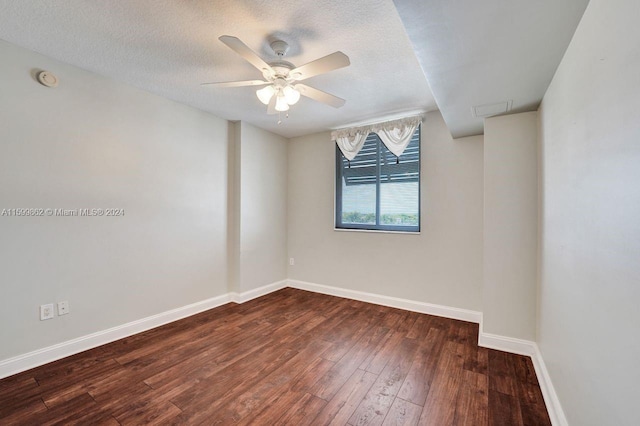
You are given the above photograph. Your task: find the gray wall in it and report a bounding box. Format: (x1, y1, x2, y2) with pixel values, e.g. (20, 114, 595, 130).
(287, 111, 484, 311)
(538, 0, 640, 424)
(483, 112, 538, 341)
(6, 5, 640, 422)
(238, 122, 288, 292)
(0, 40, 229, 360)
(0, 40, 289, 362)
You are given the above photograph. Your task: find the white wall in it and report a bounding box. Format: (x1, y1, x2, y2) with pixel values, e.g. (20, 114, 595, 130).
(287, 111, 484, 310)
(238, 122, 288, 292)
(483, 112, 538, 341)
(538, 0, 640, 424)
(227, 122, 241, 294)
(0, 40, 229, 360)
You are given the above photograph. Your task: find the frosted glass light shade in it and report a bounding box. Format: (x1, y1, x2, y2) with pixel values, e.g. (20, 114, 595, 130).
(283, 86, 300, 105)
(256, 86, 275, 105)
(275, 95, 290, 112)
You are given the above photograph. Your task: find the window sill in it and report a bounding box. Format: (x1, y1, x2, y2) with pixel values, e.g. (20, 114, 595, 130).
(333, 227, 421, 235)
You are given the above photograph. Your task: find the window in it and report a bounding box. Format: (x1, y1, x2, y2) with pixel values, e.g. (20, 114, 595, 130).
(335, 126, 420, 232)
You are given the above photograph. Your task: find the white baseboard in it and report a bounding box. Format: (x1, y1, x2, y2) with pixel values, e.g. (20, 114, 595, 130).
(230, 280, 288, 304)
(0, 280, 292, 380)
(478, 331, 537, 357)
(287, 279, 482, 324)
(288, 278, 568, 424)
(531, 344, 568, 426)
(0, 278, 566, 426)
(478, 321, 566, 426)
(0, 293, 234, 380)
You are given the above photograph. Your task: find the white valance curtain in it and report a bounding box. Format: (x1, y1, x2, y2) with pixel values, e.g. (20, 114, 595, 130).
(331, 115, 422, 161)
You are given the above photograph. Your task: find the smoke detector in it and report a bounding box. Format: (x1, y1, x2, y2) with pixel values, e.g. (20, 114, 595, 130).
(36, 71, 59, 88)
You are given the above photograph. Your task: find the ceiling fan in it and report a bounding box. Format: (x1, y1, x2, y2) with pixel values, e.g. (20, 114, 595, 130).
(202, 35, 350, 115)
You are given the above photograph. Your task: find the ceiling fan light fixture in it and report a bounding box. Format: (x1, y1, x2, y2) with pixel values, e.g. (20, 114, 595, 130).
(256, 85, 275, 105)
(275, 94, 290, 112)
(207, 35, 350, 118)
(283, 85, 301, 105)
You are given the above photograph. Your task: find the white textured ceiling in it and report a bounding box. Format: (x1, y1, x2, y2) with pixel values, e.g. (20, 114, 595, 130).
(0, 0, 437, 138)
(393, 0, 590, 138)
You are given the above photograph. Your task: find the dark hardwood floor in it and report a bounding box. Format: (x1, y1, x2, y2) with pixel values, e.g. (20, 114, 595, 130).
(0, 288, 551, 425)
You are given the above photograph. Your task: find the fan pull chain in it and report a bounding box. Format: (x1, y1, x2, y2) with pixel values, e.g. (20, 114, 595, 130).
(396, 156, 400, 164)
(348, 160, 351, 169)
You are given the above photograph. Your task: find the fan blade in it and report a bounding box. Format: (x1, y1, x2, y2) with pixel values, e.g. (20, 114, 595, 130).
(219, 35, 274, 75)
(295, 84, 346, 108)
(267, 95, 277, 115)
(200, 80, 269, 88)
(290, 52, 350, 81)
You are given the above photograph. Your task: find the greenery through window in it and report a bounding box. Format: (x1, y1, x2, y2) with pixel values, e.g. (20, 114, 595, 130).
(335, 126, 420, 232)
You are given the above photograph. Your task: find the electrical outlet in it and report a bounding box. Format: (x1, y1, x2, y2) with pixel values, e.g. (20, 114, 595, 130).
(289, 257, 295, 266)
(40, 304, 54, 321)
(57, 301, 69, 316)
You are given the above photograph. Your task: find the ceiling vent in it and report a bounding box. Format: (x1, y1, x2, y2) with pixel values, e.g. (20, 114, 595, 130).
(472, 100, 512, 118)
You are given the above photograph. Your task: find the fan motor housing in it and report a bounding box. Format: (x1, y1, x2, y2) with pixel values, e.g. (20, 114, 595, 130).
(269, 61, 295, 78)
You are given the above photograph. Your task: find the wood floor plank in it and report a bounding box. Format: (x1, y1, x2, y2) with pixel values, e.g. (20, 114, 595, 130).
(113, 399, 182, 425)
(488, 349, 518, 396)
(419, 374, 461, 426)
(512, 354, 540, 385)
(173, 330, 332, 422)
(143, 322, 274, 390)
(405, 314, 432, 339)
(235, 355, 337, 425)
(362, 330, 406, 375)
(311, 325, 391, 400)
(98, 305, 237, 359)
(418, 341, 466, 426)
(311, 368, 378, 426)
(274, 392, 328, 426)
(0, 378, 45, 417)
(291, 357, 336, 393)
(32, 347, 110, 383)
(210, 339, 332, 423)
(381, 397, 423, 425)
(320, 309, 386, 363)
(39, 392, 117, 426)
(379, 310, 405, 329)
(169, 346, 298, 413)
(41, 359, 127, 407)
(348, 337, 419, 425)
(148, 303, 321, 393)
(397, 327, 445, 406)
(452, 369, 489, 426)
(0, 398, 48, 424)
(0, 288, 551, 426)
(357, 327, 395, 371)
(0, 375, 38, 398)
(463, 343, 489, 376)
(243, 389, 304, 425)
(488, 390, 524, 426)
(516, 380, 552, 426)
(394, 310, 420, 334)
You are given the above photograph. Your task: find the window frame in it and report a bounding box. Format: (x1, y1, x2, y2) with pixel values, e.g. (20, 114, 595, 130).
(334, 126, 421, 233)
